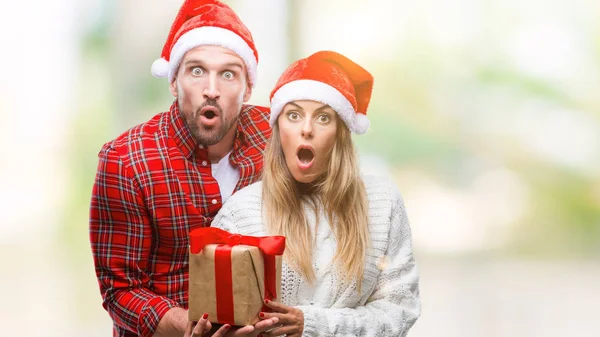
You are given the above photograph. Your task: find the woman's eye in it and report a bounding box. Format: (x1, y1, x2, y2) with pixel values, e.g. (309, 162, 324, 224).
(287, 112, 300, 121)
(192, 67, 204, 76)
(222, 71, 234, 80)
(318, 115, 330, 123)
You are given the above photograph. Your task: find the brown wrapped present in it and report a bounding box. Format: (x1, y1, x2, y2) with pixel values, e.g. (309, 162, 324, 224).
(188, 227, 285, 326)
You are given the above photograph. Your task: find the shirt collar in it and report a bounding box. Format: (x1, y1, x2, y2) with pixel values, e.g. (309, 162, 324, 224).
(169, 101, 198, 160)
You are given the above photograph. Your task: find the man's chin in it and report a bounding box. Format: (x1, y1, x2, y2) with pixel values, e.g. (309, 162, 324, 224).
(194, 130, 226, 146)
(195, 123, 218, 134)
(194, 118, 237, 145)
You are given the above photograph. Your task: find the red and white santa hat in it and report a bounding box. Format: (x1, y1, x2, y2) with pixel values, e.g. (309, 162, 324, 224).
(269, 51, 374, 134)
(151, 0, 258, 86)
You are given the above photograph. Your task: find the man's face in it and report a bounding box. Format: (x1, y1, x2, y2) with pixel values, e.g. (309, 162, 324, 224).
(170, 45, 252, 145)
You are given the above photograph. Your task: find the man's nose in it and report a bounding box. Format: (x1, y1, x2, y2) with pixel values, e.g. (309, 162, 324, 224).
(203, 73, 220, 99)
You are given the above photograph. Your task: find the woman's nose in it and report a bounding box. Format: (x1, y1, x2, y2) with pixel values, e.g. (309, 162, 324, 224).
(301, 121, 314, 139)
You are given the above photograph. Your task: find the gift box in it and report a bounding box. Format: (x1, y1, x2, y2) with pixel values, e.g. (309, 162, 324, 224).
(188, 227, 285, 326)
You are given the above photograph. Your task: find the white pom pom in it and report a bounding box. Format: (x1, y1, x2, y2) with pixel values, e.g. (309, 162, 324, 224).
(151, 58, 169, 78)
(354, 113, 370, 134)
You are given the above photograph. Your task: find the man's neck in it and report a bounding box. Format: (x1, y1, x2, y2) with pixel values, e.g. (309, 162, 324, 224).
(207, 122, 238, 163)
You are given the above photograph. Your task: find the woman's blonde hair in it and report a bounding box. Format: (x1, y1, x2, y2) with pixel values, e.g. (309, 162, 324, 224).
(261, 115, 370, 289)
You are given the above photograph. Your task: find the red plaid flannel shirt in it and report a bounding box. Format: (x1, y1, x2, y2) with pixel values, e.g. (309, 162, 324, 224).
(89, 102, 271, 337)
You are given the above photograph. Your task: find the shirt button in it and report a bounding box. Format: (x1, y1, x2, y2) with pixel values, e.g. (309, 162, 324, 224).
(212, 199, 218, 205)
(198, 144, 204, 149)
(202, 160, 208, 166)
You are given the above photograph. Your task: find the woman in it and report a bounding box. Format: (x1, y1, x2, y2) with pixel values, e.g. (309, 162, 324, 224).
(211, 51, 421, 337)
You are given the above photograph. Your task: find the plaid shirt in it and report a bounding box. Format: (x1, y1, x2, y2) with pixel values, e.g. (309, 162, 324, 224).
(89, 102, 271, 337)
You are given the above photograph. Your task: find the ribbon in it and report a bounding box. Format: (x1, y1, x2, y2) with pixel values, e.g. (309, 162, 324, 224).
(190, 227, 286, 325)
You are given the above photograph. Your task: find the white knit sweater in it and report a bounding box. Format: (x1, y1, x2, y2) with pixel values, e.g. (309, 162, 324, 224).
(211, 175, 421, 337)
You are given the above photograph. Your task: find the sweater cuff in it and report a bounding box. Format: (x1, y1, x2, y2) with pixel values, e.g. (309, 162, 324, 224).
(138, 296, 180, 337)
(296, 305, 320, 337)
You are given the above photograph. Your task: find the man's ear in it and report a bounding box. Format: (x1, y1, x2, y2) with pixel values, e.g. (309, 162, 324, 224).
(243, 82, 252, 102)
(169, 77, 178, 97)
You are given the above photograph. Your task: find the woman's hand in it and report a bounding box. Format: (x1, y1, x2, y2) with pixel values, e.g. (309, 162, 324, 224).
(184, 313, 231, 337)
(184, 312, 280, 337)
(223, 316, 280, 337)
(259, 299, 304, 337)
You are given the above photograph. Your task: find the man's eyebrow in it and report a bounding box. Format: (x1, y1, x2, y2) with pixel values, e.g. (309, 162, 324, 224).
(223, 62, 243, 70)
(182, 60, 244, 70)
(183, 59, 204, 67)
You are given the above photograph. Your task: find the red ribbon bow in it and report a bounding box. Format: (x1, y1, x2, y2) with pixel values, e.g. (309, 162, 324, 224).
(190, 227, 286, 255)
(190, 227, 286, 325)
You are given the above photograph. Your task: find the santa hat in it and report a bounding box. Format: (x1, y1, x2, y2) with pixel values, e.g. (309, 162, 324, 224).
(269, 51, 373, 134)
(151, 0, 258, 86)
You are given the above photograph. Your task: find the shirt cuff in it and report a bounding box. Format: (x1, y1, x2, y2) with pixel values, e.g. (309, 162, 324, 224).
(138, 296, 180, 337)
(295, 305, 320, 337)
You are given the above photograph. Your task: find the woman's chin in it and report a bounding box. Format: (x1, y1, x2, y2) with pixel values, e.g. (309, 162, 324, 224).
(290, 170, 318, 184)
(293, 175, 316, 184)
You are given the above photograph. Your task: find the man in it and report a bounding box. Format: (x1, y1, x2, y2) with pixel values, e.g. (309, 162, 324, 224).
(89, 1, 278, 336)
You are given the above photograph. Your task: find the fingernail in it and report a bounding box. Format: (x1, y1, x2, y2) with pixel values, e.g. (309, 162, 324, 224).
(202, 313, 208, 320)
(224, 324, 231, 329)
(264, 299, 270, 304)
(259, 312, 265, 318)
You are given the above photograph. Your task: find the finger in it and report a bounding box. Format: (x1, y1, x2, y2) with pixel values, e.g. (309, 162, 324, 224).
(191, 313, 211, 337)
(258, 311, 279, 320)
(184, 321, 195, 337)
(260, 312, 288, 326)
(229, 324, 254, 336)
(263, 299, 289, 313)
(211, 323, 232, 337)
(253, 317, 280, 332)
(258, 310, 282, 320)
(263, 325, 297, 337)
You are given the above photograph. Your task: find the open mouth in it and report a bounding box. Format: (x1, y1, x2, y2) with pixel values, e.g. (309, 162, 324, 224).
(200, 106, 219, 120)
(297, 146, 315, 164)
(204, 110, 216, 119)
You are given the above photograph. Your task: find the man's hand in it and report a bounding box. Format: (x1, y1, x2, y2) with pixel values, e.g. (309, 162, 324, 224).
(259, 299, 304, 337)
(154, 307, 189, 337)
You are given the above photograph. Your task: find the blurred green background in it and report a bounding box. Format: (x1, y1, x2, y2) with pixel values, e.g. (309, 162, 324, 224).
(1, 0, 599, 336)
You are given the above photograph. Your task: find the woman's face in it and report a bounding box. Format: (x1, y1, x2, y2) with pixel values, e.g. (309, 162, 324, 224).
(277, 100, 339, 184)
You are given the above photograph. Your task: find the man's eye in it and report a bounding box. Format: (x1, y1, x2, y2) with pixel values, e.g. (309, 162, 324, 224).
(222, 71, 234, 80)
(192, 67, 204, 76)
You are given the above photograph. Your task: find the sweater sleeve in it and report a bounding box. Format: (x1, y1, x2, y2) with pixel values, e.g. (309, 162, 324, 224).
(210, 183, 264, 236)
(296, 186, 421, 337)
(210, 195, 241, 233)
